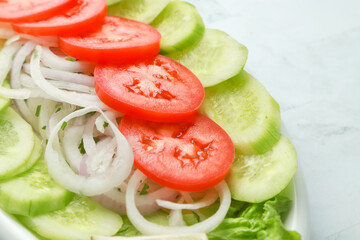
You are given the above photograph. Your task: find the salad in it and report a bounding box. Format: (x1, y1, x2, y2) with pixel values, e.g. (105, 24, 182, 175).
(0, 0, 301, 239)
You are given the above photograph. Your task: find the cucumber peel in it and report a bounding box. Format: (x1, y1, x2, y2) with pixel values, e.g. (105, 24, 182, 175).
(151, 1, 205, 54)
(200, 70, 281, 155)
(167, 29, 248, 87)
(226, 136, 298, 203)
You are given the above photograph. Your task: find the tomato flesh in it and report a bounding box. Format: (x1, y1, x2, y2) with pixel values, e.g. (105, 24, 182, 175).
(95, 55, 204, 122)
(12, 0, 107, 36)
(0, 0, 77, 23)
(119, 113, 235, 191)
(59, 16, 161, 64)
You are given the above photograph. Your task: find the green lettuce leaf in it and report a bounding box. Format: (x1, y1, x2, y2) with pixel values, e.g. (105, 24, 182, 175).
(208, 197, 301, 240)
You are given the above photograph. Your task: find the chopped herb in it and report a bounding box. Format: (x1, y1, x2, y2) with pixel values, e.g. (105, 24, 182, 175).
(61, 121, 67, 130)
(140, 183, 149, 195)
(45, 139, 48, 145)
(90, 73, 94, 76)
(35, 105, 41, 117)
(78, 139, 85, 154)
(103, 121, 109, 129)
(117, 188, 121, 192)
(33, 49, 38, 58)
(42, 125, 46, 130)
(93, 137, 100, 143)
(193, 211, 200, 222)
(65, 57, 77, 62)
(55, 107, 61, 113)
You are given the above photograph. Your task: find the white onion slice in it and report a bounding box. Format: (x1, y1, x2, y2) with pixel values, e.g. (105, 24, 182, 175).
(94, 186, 179, 215)
(22, 63, 94, 87)
(126, 170, 231, 235)
(47, 103, 77, 137)
(168, 198, 186, 227)
(45, 106, 134, 196)
(156, 191, 218, 210)
(0, 41, 21, 85)
(40, 47, 94, 73)
(30, 46, 107, 109)
(82, 113, 98, 155)
(63, 125, 84, 172)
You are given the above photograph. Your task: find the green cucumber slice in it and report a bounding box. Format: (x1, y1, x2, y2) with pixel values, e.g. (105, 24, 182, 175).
(18, 196, 123, 240)
(151, 1, 205, 54)
(226, 136, 298, 203)
(0, 157, 74, 216)
(1, 134, 42, 179)
(107, 0, 170, 24)
(0, 80, 11, 113)
(0, 107, 35, 179)
(167, 29, 248, 87)
(200, 71, 281, 155)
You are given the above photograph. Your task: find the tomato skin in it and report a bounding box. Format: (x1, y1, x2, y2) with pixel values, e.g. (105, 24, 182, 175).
(58, 16, 161, 64)
(95, 55, 204, 122)
(119, 113, 235, 192)
(0, 0, 77, 23)
(12, 0, 107, 36)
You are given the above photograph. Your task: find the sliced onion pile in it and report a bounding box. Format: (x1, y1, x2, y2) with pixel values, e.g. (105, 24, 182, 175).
(45, 106, 134, 196)
(0, 39, 107, 110)
(125, 170, 231, 235)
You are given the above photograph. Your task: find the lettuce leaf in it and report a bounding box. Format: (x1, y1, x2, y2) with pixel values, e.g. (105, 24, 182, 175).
(207, 197, 301, 240)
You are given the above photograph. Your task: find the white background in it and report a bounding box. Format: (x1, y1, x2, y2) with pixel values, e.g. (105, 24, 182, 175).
(187, 0, 360, 239)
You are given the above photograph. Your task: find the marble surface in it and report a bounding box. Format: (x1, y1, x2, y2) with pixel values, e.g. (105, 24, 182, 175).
(187, 0, 360, 239)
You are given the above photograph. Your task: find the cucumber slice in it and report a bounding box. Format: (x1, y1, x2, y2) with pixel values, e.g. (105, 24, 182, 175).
(200, 71, 281, 155)
(151, 1, 205, 54)
(107, 0, 170, 24)
(107, 0, 123, 6)
(226, 136, 298, 203)
(0, 107, 35, 179)
(0, 80, 11, 113)
(1, 134, 42, 179)
(0, 157, 74, 216)
(167, 29, 248, 87)
(18, 196, 123, 240)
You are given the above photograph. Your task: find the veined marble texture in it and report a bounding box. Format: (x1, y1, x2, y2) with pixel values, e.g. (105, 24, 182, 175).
(187, 0, 360, 239)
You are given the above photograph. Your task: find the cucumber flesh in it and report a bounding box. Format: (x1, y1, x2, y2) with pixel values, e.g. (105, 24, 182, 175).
(107, 0, 123, 6)
(107, 0, 170, 24)
(0, 107, 35, 179)
(167, 29, 248, 87)
(151, 1, 205, 54)
(226, 136, 298, 203)
(0, 157, 74, 216)
(18, 196, 123, 240)
(1, 134, 42, 179)
(0, 80, 11, 113)
(200, 70, 281, 155)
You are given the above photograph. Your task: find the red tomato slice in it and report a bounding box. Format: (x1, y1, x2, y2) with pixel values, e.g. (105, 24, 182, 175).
(12, 0, 107, 36)
(95, 55, 204, 122)
(0, 0, 77, 23)
(58, 16, 161, 64)
(119, 113, 235, 192)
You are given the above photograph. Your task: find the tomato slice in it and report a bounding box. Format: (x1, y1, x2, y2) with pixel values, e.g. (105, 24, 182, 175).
(58, 16, 161, 64)
(119, 113, 235, 192)
(95, 55, 204, 122)
(12, 0, 107, 36)
(0, 0, 77, 23)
